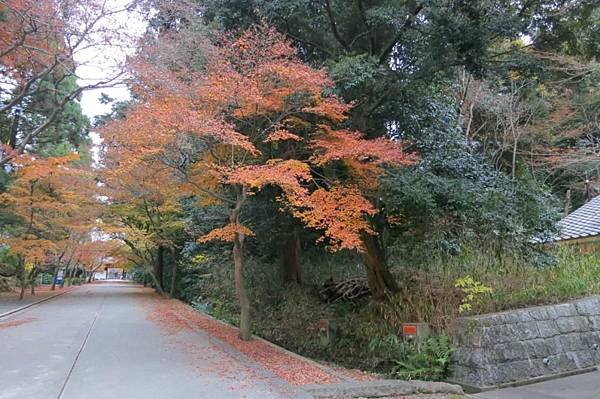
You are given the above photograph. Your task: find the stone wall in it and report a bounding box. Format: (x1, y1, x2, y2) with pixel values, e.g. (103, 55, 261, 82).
(450, 296, 600, 389)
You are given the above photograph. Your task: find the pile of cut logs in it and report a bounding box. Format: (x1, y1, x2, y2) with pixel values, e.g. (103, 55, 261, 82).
(319, 277, 370, 302)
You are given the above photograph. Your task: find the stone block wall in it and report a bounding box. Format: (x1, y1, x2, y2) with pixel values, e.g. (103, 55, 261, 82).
(450, 296, 600, 389)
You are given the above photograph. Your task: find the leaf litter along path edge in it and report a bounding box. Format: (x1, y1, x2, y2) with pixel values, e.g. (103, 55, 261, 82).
(142, 293, 346, 386)
(0, 284, 79, 317)
(139, 291, 466, 398)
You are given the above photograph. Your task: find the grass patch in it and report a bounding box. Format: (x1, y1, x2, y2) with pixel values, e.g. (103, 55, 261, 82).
(411, 247, 599, 318)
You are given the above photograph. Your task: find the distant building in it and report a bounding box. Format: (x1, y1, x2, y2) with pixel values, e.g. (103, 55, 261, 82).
(554, 195, 600, 253)
(107, 267, 124, 279)
(91, 258, 125, 280)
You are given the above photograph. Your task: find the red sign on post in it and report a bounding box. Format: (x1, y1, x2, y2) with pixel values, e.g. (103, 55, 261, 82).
(403, 324, 418, 341)
(402, 323, 431, 341)
(403, 324, 417, 335)
(318, 318, 329, 332)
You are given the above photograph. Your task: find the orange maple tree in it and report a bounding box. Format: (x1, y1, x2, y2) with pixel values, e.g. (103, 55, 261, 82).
(100, 137, 187, 296)
(69, 240, 126, 282)
(0, 153, 99, 295)
(0, 0, 133, 165)
(103, 25, 414, 339)
(0, 0, 65, 81)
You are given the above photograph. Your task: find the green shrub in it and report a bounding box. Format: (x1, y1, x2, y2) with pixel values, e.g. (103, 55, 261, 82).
(391, 335, 453, 381)
(66, 277, 81, 286)
(38, 273, 53, 285)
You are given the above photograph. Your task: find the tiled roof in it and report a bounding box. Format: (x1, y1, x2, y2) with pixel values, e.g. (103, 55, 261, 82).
(557, 195, 600, 241)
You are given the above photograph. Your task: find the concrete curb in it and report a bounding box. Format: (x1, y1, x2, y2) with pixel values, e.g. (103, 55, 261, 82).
(303, 379, 464, 398)
(0, 288, 73, 319)
(451, 365, 600, 394)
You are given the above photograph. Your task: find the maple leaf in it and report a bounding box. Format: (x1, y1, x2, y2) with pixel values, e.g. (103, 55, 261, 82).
(225, 159, 311, 198)
(198, 223, 255, 243)
(302, 96, 350, 123)
(292, 187, 377, 252)
(264, 129, 303, 143)
(311, 125, 418, 167)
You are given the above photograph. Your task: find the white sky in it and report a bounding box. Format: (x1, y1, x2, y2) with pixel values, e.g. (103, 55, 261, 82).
(76, 1, 148, 120)
(72, 0, 148, 163)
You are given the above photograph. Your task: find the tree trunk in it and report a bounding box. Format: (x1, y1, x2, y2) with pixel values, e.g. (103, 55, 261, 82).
(19, 259, 26, 300)
(359, 232, 398, 300)
(169, 256, 177, 298)
(19, 282, 26, 300)
(231, 187, 251, 341)
(511, 137, 518, 180)
(60, 265, 68, 289)
(65, 266, 75, 286)
(281, 227, 302, 285)
(30, 267, 36, 295)
(234, 233, 251, 340)
(9, 105, 20, 149)
(148, 271, 166, 296)
(155, 246, 165, 292)
(51, 266, 59, 290)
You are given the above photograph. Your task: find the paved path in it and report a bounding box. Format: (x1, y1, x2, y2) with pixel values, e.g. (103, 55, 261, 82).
(0, 283, 308, 399)
(474, 370, 600, 399)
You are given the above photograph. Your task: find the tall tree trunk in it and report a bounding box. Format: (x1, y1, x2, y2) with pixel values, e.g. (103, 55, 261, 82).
(60, 266, 68, 288)
(281, 227, 302, 285)
(51, 266, 59, 290)
(67, 266, 76, 286)
(30, 267, 36, 295)
(231, 187, 251, 341)
(233, 233, 251, 340)
(18, 258, 26, 300)
(155, 246, 165, 292)
(360, 232, 398, 300)
(148, 270, 166, 296)
(9, 105, 20, 149)
(169, 253, 177, 298)
(19, 281, 26, 300)
(511, 136, 518, 180)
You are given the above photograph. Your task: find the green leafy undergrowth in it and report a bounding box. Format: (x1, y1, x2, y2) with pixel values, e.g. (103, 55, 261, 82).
(391, 335, 453, 381)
